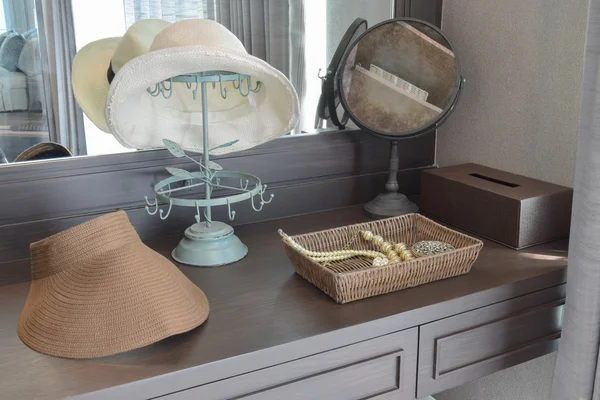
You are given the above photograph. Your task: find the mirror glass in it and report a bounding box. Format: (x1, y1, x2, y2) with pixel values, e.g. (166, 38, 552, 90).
(316, 17, 367, 131)
(339, 19, 461, 138)
(0, 0, 49, 164)
(0, 0, 394, 166)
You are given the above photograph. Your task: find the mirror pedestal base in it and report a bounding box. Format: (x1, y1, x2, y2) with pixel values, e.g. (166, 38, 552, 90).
(364, 192, 419, 219)
(365, 140, 418, 219)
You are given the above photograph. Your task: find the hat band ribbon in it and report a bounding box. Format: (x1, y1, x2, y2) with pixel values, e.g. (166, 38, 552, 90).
(107, 61, 115, 84)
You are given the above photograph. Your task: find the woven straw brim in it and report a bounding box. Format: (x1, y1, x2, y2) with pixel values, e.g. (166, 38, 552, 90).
(18, 211, 209, 359)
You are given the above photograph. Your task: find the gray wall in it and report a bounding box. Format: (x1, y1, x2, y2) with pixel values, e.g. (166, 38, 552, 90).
(437, 0, 589, 187)
(432, 0, 589, 397)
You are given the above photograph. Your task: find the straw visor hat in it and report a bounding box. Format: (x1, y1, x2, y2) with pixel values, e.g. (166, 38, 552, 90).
(18, 211, 209, 359)
(106, 19, 300, 155)
(72, 19, 171, 132)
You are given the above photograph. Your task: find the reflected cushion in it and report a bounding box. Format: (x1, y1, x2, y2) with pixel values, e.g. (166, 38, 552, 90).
(0, 33, 26, 72)
(18, 38, 40, 76)
(0, 67, 27, 89)
(0, 30, 13, 48)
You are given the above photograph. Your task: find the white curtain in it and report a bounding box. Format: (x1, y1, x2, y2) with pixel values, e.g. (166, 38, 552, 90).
(124, 0, 297, 83)
(289, 0, 305, 133)
(124, 0, 209, 26)
(123, 0, 304, 133)
(210, 0, 291, 77)
(3, 0, 37, 33)
(35, 0, 86, 155)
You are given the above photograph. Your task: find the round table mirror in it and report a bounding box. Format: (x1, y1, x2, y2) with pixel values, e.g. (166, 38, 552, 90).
(338, 18, 464, 218)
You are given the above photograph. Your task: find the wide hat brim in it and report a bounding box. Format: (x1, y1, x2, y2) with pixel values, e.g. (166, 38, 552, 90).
(13, 141, 72, 162)
(72, 37, 119, 133)
(105, 46, 301, 155)
(18, 211, 209, 359)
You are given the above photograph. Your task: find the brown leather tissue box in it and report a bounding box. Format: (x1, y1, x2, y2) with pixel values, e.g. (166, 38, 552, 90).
(420, 164, 573, 249)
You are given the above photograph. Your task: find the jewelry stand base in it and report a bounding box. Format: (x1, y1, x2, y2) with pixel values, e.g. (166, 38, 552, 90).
(364, 192, 419, 219)
(172, 221, 248, 267)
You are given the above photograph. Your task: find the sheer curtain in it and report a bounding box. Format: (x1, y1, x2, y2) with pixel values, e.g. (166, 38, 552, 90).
(123, 0, 303, 132)
(3, 0, 37, 32)
(124, 0, 209, 26)
(124, 0, 294, 78)
(35, 0, 86, 155)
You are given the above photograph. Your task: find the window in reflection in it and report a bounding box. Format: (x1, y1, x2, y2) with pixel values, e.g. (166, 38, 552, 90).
(72, 0, 131, 156)
(0, 0, 48, 163)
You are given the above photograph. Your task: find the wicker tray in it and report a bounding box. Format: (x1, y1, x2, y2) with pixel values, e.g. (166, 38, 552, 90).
(282, 213, 483, 304)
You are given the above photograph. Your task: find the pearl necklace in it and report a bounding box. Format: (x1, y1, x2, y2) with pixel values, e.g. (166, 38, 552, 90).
(279, 230, 390, 266)
(280, 229, 455, 268)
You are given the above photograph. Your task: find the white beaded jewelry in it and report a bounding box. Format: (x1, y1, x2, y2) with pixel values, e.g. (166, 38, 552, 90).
(387, 251, 400, 263)
(361, 230, 374, 241)
(372, 235, 385, 247)
(279, 230, 388, 266)
(395, 242, 408, 252)
(399, 249, 415, 261)
(373, 257, 389, 267)
(380, 241, 393, 252)
(361, 230, 406, 263)
(360, 230, 418, 262)
(280, 229, 429, 267)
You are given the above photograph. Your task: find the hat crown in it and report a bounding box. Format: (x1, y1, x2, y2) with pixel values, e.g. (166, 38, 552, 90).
(149, 19, 246, 54)
(112, 19, 171, 72)
(30, 211, 139, 279)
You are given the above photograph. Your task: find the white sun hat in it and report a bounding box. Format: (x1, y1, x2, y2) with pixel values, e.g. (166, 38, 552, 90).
(72, 19, 171, 133)
(105, 19, 300, 155)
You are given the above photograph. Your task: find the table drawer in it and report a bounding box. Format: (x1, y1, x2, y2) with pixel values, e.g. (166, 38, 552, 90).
(164, 328, 418, 400)
(417, 284, 564, 397)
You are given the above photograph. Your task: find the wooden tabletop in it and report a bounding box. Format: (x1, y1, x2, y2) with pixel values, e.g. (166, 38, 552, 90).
(0, 206, 568, 400)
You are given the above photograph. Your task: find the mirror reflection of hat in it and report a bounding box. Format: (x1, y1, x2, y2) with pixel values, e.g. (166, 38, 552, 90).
(72, 19, 171, 133)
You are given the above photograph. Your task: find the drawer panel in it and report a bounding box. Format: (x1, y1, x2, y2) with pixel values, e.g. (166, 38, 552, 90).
(418, 284, 565, 397)
(164, 328, 418, 400)
(241, 350, 402, 400)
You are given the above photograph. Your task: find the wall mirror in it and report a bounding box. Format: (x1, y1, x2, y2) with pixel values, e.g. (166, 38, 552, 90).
(0, 0, 395, 166)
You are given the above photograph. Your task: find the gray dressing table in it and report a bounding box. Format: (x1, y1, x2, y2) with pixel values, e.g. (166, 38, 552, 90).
(0, 1, 565, 399)
(0, 204, 566, 399)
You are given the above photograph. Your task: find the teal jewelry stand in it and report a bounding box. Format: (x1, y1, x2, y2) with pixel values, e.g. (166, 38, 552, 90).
(144, 71, 273, 267)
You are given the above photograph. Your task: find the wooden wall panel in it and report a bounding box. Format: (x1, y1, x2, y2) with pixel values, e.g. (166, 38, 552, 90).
(0, 167, 425, 264)
(0, 131, 433, 226)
